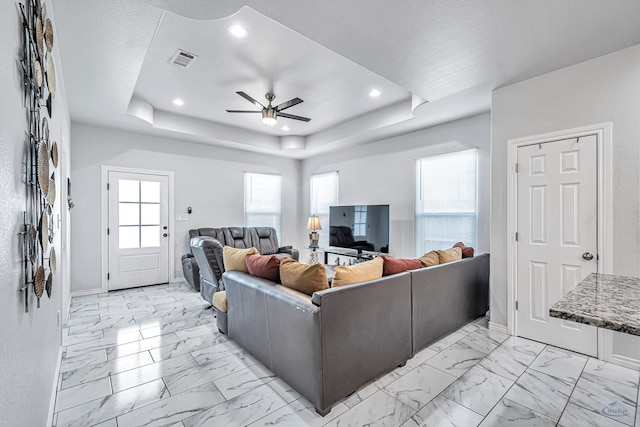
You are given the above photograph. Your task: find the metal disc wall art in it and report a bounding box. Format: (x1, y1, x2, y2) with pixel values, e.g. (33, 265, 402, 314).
(46, 51, 56, 98)
(35, 17, 44, 59)
(42, 116, 49, 143)
(46, 272, 53, 298)
(19, 0, 59, 312)
(49, 246, 56, 275)
(44, 19, 53, 52)
(51, 141, 58, 167)
(34, 266, 45, 298)
(39, 210, 48, 252)
(47, 205, 55, 243)
(37, 141, 49, 195)
(27, 225, 37, 264)
(45, 272, 52, 298)
(47, 173, 56, 206)
(31, 51, 43, 88)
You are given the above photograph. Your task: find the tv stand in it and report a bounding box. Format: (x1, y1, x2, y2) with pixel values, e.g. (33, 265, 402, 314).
(319, 246, 378, 265)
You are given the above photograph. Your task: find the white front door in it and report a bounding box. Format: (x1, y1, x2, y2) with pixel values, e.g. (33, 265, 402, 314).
(516, 135, 598, 356)
(108, 171, 169, 290)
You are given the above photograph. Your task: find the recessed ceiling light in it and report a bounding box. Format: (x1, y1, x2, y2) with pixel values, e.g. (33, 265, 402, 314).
(228, 24, 248, 38)
(369, 89, 381, 98)
(281, 126, 290, 131)
(172, 98, 184, 106)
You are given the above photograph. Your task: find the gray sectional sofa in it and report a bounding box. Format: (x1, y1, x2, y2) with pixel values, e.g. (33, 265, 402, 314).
(222, 253, 490, 415)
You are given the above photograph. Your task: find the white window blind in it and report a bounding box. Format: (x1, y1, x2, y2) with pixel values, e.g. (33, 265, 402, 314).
(244, 173, 282, 241)
(310, 172, 339, 247)
(415, 149, 477, 256)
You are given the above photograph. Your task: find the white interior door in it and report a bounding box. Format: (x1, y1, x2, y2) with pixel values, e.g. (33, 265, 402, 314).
(108, 171, 169, 290)
(516, 135, 598, 356)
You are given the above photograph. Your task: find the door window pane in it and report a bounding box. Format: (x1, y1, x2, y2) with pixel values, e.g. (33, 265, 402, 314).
(119, 180, 139, 202)
(119, 226, 139, 249)
(141, 181, 160, 203)
(141, 226, 160, 248)
(119, 203, 139, 226)
(141, 204, 160, 225)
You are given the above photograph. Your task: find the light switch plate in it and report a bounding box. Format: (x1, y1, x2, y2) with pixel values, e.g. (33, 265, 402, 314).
(176, 214, 189, 221)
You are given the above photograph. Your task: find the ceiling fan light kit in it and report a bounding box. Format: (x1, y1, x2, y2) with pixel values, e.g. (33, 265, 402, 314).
(226, 91, 311, 126)
(262, 108, 277, 126)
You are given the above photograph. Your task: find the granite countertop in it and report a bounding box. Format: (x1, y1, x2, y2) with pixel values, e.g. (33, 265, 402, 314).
(549, 273, 640, 336)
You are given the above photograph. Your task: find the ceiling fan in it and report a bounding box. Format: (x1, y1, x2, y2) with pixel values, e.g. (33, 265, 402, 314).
(226, 91, 311, 126)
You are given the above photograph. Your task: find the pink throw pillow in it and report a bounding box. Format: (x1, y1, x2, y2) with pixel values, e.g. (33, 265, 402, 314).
(381, 255, 422, 276)
(246, 254, 281, 283)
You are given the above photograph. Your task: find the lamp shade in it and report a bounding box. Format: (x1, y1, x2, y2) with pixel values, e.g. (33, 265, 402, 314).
(306, 215, 321, 231)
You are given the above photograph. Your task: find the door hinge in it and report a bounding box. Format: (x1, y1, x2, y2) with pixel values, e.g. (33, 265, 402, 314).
(107, 228, 110, 235)
(515, 163, 519, 173)
(107, 183, 110, 190)
(515, 232, 518, 241)
(515, 300, 518, 310)
(107, 273, 110, 280)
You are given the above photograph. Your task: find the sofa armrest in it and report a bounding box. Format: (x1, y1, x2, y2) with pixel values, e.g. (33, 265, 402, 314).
(223, 271, 323, 409)
(410, 253, 490, 353)
(311, 272, 413, 408)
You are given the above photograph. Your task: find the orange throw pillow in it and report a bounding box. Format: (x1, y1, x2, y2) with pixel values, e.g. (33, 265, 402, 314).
(453, 242, 475, 258)
(279, 258, 329, 296)
(381, 255, 421, 276)
(436, 247, 462, 264)
(419, 251, 440, 267)
(332, 257, 384, 287)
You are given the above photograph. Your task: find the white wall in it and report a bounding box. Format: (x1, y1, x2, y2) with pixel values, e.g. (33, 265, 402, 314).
(490, 44, 640, 327)
(0, 1, 71, 425)
(70, 124, 301, 292)
(301, 113, 491, 260)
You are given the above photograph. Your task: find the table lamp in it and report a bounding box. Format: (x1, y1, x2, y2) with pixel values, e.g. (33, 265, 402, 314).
(307, 215, 321, 247)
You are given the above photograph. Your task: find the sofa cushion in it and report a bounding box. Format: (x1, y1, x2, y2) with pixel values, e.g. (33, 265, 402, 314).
(246, 254, 281, 283)
(223, 246, 259, 273)
(381, 255, 422, 276)
(213, 291, 227, 313)
(453, 242, 475, 258)
(418, 250, 440, 267)
(436, 247, 462, 264)
(279, 258, 328, 296)
(332, 257, 383, 287)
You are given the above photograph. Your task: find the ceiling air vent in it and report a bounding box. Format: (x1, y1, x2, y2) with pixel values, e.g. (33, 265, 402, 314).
(169, 49, 198, 68)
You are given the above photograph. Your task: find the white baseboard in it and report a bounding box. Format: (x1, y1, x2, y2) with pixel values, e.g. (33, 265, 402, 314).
(70, 288, 105, 297)
(489, 321, 509, 335)
(47, 346, 63, 427)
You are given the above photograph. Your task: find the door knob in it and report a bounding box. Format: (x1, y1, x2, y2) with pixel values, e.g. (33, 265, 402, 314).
(582, 252, 594, 261)
(163, 233, 168, 237)
(163, 226, 168, 230)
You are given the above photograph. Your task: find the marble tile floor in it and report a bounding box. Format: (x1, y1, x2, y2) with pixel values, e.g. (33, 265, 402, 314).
(53, 281, 640, 427)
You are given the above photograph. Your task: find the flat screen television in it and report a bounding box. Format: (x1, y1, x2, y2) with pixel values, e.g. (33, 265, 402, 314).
(329, 204, 389, 253)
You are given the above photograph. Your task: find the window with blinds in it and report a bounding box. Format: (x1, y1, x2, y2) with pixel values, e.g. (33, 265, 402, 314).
(244, 173, 282, 241)
(415, 149, 477, 256)
(310, 172, 339, 247)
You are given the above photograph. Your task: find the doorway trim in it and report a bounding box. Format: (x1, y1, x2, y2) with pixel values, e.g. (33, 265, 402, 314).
(100, 165, 175, 293)
(506, 123, 613, 336)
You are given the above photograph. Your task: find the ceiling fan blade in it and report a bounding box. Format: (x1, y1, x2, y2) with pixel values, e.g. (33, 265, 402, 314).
(226, 110, 262, 113)
(278, 112, 311, 122)
(236, 91, 265, 108)
(275, 97, 303, 112)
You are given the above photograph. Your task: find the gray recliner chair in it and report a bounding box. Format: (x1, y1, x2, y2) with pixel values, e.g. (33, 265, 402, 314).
(185, 227, 299, 305)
